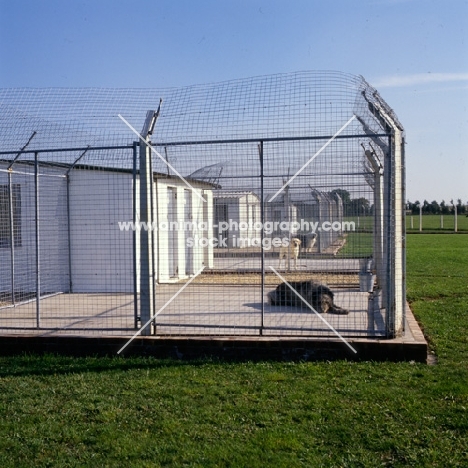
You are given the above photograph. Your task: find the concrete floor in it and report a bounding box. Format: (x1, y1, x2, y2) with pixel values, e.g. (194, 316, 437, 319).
(0, 284, 384, 338)
(0, 255, 368, 337)
(0, 284, 428, 363)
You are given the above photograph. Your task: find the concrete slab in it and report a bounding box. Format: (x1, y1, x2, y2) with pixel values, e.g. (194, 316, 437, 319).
(0, 287, 428, 362)
(0, 285, 382, 337)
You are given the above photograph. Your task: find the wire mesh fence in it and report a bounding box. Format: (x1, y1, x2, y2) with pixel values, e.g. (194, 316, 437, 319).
(0, 71, 405, 340)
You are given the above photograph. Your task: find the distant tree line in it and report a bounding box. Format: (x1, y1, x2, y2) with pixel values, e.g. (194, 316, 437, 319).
(406, 199, 467, 215)
(330, 189, 371, 216)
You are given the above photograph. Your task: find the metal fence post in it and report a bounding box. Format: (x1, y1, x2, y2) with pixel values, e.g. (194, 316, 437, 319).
(364, 146, 385, 307)
(132, 142, 139, 329)
(259, 140, 265, 335)
(393, 128, 405, 336)
(401, 137, 407, 335)
(454, 204, 458, 232)
(8, 171, 15, 306)
(384, 136, 394, 337)
(66, 173, 73, 293)
(139, 139, 154, 336)
(35, 152, 40, 328)
(150, 146, 157, 330)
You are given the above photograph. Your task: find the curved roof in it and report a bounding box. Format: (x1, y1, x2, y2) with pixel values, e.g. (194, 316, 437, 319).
(0, 71, 402, 187)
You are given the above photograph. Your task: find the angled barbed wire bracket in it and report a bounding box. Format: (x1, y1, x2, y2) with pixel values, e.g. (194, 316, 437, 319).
(7, 131, 37, 170)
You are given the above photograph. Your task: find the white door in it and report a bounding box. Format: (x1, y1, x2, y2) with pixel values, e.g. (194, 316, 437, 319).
(184, 189, 193, 275)
(167, 187, 178, 277)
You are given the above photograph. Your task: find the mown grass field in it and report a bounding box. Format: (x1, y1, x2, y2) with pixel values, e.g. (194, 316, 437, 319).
(336, 232, 373, 257)
(0, 235, 467, 467)
(345, 213, 468, 233)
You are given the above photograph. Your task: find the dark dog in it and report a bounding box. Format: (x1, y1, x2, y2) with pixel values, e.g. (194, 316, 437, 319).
(267, 280, 349, 314)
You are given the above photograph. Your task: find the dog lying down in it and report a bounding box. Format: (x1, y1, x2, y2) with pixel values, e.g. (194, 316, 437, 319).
(267, 280, 349, 314)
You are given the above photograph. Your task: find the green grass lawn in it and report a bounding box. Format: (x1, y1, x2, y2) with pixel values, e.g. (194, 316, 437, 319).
(0, 235, 467, 467)
(336, 232, 373, 257)
(344, 215, 374, 231)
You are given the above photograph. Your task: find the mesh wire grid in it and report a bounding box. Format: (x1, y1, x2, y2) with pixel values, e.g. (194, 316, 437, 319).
(0, 71, 404, 338)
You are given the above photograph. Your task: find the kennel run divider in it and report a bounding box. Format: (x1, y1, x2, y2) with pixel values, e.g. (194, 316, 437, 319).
(0, 71, 406, 339)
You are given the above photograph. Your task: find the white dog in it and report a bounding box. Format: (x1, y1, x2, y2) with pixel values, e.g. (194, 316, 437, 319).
(279, 238, 301, 269)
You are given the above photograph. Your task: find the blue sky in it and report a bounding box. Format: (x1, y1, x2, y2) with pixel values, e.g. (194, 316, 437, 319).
(1, 0, 467, 203)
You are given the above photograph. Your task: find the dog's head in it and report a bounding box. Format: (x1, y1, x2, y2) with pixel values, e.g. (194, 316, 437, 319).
(291, 238, 301, 247)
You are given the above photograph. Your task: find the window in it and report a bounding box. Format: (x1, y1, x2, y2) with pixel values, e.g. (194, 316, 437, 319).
(273, 209, 282, 224)
(0, 184, 22, 248)
(215, 203, 228, 224)
(250, 204, 256, 225)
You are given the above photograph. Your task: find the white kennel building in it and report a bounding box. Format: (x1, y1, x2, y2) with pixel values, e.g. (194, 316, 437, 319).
(213, 190, 261, 248)
(0, 160, 214, 298)
(70, 165, 215, 289)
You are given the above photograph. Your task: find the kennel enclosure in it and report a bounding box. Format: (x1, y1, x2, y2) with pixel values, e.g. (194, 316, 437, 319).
(0, 71, 405, 340)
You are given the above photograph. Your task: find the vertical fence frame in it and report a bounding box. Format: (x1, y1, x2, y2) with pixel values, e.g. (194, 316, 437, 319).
(34, 152, 40, 328)
(259, 140, 265, 335)
(132, 141, 139, 329)
(7, 171, 15, 306)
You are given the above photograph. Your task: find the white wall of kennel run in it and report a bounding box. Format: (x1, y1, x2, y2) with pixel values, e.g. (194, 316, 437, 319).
(0, 71, 405, 339)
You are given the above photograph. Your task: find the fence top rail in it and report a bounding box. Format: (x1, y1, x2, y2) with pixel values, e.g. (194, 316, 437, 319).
(0, 144, 135, 157)
(0, 132, 391, 157)
(153, 133, 391, 148)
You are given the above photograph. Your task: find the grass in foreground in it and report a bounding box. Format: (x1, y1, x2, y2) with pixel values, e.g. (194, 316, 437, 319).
(0, 234, 467, 467)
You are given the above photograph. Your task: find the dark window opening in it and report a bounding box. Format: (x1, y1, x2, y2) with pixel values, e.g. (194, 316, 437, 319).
(0, 184, 22, 248)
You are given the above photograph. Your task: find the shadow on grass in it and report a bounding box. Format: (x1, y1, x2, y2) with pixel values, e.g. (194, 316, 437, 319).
(0, 353, 216, 378)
